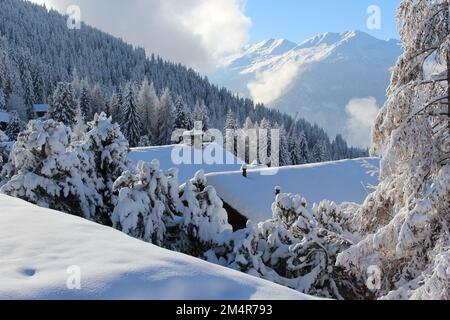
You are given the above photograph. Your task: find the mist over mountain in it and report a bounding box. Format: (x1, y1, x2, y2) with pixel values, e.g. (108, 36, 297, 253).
(211, 31, 403, 147)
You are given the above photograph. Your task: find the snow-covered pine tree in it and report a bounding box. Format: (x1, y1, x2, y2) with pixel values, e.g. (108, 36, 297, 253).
(5, 110, 21, 141)
(193, 100, 209, 132)
(206, 192, 359, 299)
(276, 123, 291, 167)
(224, 109, 237, 155)
(174, 95, 192, 130)
(155, 88, 175, 146)
(179, 170, 232, 256)
(79, 85, 91, 120)
(0, 119, 101, 218)
(137, 78, 159, 142)
(108, 88, 122, 125)
(312, 140, 329, 163)
(90, 84, 106, 117)
(337, 0, 450, 300)
(290, 130, 309, 165)
(112, 160, 177, 246)
(85, 112, 131, 225)
(121, 82, 141, 147)
(0, 89, 5, 110)
(259, 118, 272, 166)
(331, 135, 349, 160)
(72, 108, 87, 142)
(0, 129, 9, 177)
(48, 82, 77, 126)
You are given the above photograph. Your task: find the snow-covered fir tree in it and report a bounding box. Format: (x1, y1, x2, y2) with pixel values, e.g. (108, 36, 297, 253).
(174, 95, 192, 130)
(337, 0, 450, 300)
(0, 89, 5, 110)
(137, 78, 159, 142)
(290, 130, 309, 165)
(206, 192, 359, 299)
(0, 119, 101, 217)
(5, 110, 21, 141)
(155, 88, 175, 145)
(109, 88, 123, 125)
(85, 112, 131, 225)
(79, 85, 91, 120)
(224, 109, 237, 155)
(48, 82, 77, 126)
(121, 82, 141, 147)
(277, 123, 291, 167)
(193, 101, 209, 132)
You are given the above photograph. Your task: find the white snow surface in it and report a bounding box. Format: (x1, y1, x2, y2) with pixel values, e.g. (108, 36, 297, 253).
(129, 143, 244, 184)
(206, 158, 380, 222)
(0, 194, 311, 300)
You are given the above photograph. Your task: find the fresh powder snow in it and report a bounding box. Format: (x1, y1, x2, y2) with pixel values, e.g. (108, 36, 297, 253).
(206, 158, 380, 222)
(0, 194, 312, 300)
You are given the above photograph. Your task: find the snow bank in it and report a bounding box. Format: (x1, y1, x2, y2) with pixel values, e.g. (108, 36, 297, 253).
(0, 194, 311, 300)
(206, 158, 380, 222)
(129, 143, 243, 184)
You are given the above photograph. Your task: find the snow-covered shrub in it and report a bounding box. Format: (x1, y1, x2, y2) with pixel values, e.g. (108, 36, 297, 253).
(207, 193, 360, 299)
(336, 0, 450, 300)
(85, 113, 131, 225)
(1, 120, 101, 217)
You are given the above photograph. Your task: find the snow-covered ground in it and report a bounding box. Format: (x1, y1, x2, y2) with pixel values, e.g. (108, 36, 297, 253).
(129, 144, 244, 184)
(206, 158, 380, 222)
(0, 194, 311, 300)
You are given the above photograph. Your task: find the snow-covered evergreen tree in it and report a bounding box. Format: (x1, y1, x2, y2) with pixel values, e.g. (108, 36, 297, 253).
(121, 82, 141, 147)
(0, 89, 5, 110)
(155, 88, 175, 145)
(85, 112, 131, 225)
(109, 88, 123, 125)
(5, 110, 21, 141)
(193, 101, 209, 132)
(112, 160, 178, 246)
(79, 85, 91, 120)
(1, 119, 101, 218)
(224, 109, 237, 155)
(137, 78, 159, 142)
(48, 82, 77, 126)
(337, 0, 450, 300)
(174, 95, 192, 130)
(206, 192, 358, 299)
(290, 130, 309, 165)
(277, 123, 291, 167)
(179, 170, 232, 256)
(0, 129, 9, 177)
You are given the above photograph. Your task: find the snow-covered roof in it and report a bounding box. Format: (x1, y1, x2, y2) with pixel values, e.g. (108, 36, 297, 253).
(33, 104, 49, 112)
(0, 111, 11, 123)
(206, 158, 380, 222)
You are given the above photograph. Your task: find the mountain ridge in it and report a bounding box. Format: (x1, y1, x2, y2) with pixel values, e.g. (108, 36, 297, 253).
(211, 31, 402, 147)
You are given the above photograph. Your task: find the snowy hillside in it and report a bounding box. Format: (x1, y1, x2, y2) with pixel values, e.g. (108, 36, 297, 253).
(211, 31, 402, 144)
(129, 143, 244, 184)
(206, 158, 380, 222)
(0, 194, 312, 300)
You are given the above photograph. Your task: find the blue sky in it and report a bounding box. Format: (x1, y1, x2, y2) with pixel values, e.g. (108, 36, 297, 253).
(245, 0, 402, 43)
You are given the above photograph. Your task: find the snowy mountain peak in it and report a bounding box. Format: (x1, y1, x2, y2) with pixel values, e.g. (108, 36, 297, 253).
(211, 30, 403, 147)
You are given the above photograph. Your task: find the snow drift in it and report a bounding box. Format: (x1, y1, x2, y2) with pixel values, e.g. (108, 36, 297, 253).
(0, 194, 311, 300)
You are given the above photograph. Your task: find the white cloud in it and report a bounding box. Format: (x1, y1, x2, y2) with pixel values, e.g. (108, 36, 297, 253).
(247, 61, 300, 105)
(344, 97, 380, 148)
(28, 0, 251, 71)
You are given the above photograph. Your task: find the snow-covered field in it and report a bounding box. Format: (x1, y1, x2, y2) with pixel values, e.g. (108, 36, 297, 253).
(0, 195, 311, 300)
(129, 144, 243, 184)
(206, 158, 380, 222)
